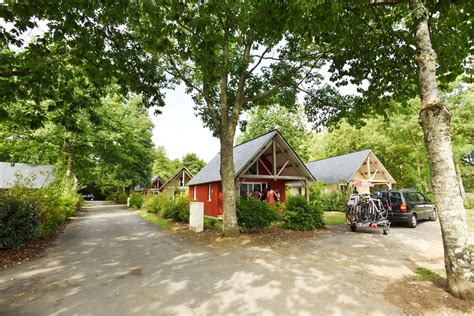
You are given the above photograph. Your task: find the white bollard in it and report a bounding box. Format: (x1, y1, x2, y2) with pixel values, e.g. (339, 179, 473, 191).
(189, 202, 204, 232)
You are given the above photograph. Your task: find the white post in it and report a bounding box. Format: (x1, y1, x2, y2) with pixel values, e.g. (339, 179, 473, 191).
(189, 202, 204, 232)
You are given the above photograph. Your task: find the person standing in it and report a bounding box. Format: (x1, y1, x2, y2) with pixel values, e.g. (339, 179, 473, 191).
(266, 186, 276, 204)
(251, 188, 262, 200)
(274, 189, 281, 203)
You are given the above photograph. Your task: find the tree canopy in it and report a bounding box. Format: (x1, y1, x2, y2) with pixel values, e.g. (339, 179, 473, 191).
(238, 105, 310, 161)
(0, 1, 166, 127)
(152, 148, 205, 181)
(290, 1, 473, 127)
(0, 86, 155, 195)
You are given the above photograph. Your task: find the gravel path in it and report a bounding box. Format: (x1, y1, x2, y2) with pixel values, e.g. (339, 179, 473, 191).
(0, 201, 446, 315)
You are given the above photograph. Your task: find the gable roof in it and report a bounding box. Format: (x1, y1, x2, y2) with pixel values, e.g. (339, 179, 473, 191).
(306, 149, 372, 184)
(151, 175, 164, 185)
(0, 162, 54, 189)
(160, 167, 193, 190)
(188, 130, 314, 186)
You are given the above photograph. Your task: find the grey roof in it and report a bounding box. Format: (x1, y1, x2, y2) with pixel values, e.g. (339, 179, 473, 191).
(0, 162, 54, 189)
(188, 130, 279, 186)
(306, 150, 372, 184)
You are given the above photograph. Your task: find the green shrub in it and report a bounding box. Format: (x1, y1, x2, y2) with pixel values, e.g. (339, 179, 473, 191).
(106, 191, 128, 204)
(464, 198, 474, 209)
(175, 193, 190, 222)
(321, 191, 346, 212)
(208, 218, 216, 227)
(0, 192, 41, 248)
(106, 192, 118, 202)
(161, 193, 190, 222)
(116, 192, 128, 204)
(38, 191, 66, 236)
(0, 182, 81, 248)
(308, 182, 346, 212)
(284, 195, 325, 230)
(236, 198, 279, 230)
(129, 192, 144, 209)
(143, 194, 173, 215)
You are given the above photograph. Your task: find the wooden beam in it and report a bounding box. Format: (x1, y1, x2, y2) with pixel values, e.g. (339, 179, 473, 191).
(370, 169, 379, 180)
(277, 160, 290, 176)
(235, 178, 240, 199)
(367, 156, 371, 179)
(275, 141, 304, 178)
(259, 158, 272, 175)
(240, 175, 307, 180)
(272, 140, 277, 180)
(238, 140, 274, 176)
(305, 179, 309, 202)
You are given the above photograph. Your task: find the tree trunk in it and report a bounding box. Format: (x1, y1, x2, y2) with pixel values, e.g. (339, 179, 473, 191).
(411, 0, 473, 300)
(66, 151, 75, 180)
(455, 161, 466, 199)
(220, 127, 240, 237)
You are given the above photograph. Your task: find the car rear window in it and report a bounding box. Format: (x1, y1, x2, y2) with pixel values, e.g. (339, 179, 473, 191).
(389, 192, 402, 207)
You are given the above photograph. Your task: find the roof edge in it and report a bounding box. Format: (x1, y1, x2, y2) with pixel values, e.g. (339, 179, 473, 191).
(306, 149, 372, 165)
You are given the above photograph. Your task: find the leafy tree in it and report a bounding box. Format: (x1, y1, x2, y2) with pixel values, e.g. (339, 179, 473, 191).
(295, 1, 473, 299)
(152, 147, 180, 182)
(0, 88, 154, 195)
(181, 153, 206, 176)
(238, 105, 310, 161)
(132, 0, 323, 236)
(87, 92, 155, 193)
(448, 82, 474, 193)
(0, 1, 165, 127)
(307, 105, 432, 192)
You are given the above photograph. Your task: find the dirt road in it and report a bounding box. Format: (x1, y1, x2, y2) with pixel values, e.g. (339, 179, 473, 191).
(0, 201, 449, 315)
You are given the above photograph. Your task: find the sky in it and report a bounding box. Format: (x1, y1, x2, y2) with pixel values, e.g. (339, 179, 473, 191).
(149, 85, 222, 163)
(149, 66, 363, 163)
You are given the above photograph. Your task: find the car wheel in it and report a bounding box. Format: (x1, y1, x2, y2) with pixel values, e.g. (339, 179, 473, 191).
(407, 214, 417, 228)
(429, 208, 437, 221)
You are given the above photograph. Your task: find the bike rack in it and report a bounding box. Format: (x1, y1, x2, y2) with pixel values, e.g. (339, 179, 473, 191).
(346, 194, 391, 235)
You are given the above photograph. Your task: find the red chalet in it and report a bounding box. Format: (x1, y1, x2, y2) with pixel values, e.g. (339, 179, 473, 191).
(188, 130, 315, 217)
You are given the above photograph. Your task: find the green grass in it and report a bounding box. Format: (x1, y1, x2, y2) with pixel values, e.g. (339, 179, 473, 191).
(204, 217, 223, 230)
(413, 267, 443, 283)
(324, 211, 346, 226)
(136, 209, 172, 230)
(466, 208, 474, 233)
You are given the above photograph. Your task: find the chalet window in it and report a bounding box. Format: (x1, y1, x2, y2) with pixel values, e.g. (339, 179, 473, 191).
(208, 183, 212, 201)
(193, 186, 197, 200)
(239, 182, 267, 199)
(179, 176, 184, 187)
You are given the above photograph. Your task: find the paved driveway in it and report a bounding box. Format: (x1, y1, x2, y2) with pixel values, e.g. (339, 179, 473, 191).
(0, 201, 445, 315)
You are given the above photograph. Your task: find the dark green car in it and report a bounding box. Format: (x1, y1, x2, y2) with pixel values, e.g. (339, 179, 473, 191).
(376, 189, 437, 228)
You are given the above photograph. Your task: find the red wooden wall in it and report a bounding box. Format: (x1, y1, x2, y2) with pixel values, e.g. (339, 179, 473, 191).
(189, 154, 293, 216)
(189, 179, 286, 217)
(189, 181, 223, 216)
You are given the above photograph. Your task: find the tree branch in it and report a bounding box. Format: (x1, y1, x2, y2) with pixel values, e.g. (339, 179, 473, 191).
(0, 70, 26, 78)
(247, 47, 271, 77)
(369, 0, 406, 6)
(245, 58, 316, 103)
(163, 55, 219, 128)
